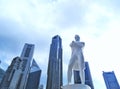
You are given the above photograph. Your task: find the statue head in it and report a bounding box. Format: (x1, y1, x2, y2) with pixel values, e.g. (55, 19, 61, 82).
(75, 35, 80, 41)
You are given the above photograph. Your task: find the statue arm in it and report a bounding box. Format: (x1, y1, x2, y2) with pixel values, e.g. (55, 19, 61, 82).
(70, 41, 85, 48)
(81, 42, 85, 47)
(70, 41, 75, 47)
(74, 42, 85, 48)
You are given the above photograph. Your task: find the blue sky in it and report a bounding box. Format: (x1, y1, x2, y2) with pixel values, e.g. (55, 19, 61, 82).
(1, 0, 120, 89)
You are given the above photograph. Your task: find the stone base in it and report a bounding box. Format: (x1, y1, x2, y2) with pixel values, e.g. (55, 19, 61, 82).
(61, 84, 91, 89)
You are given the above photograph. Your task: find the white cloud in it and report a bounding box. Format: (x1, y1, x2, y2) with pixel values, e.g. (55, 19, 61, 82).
(85, 3, 113, 24)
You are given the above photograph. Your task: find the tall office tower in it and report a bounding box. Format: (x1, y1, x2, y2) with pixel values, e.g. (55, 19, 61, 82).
(0, 43, 35, 89)
(0, 68, 5, 83)
(103, 71, 120, 89)
(18, 43, 35, 89)
(74, 62, 94, 89)
(46, 35, 63, 89)
(25, 59, 41, 89)
(0, 57, 22, 89)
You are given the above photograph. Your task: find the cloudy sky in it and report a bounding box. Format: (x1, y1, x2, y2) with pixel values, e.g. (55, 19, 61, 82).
(1, 0, 120, 89)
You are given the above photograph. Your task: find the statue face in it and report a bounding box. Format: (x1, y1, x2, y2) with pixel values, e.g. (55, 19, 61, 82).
(75, 35, 80, 41)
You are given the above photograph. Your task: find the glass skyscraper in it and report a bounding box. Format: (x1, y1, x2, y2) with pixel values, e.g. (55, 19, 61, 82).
(0, 57, 22, 89)
(46, 35, 63, 89)
(25, 59, 41, 89)
(74, 62, 94, 89)
(18, 43, 35, 89)
(0, 43, 35, 89)
(103, 71, 120, 89)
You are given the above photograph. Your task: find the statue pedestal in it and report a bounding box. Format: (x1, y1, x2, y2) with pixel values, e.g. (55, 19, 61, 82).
(61, 84, 91, 89)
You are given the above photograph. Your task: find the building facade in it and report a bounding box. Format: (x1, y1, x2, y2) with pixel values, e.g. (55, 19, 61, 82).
(74, 62, 94, 89)
(103, 71, 120, 89)
(18, 43, 35, 89)
(0, 43, 35, 89)
(0, 57, 22, 89)
(0, 68, 5, 83)
(46, 35, 63, 89)
(26, 59, 41, 89)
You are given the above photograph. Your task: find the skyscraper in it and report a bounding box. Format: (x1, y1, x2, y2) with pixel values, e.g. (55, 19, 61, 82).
(0, 57, 22, 89)
(46, 35, 63, 89)
(17, 43, 35, 89)
(103, 71, 120, 89)
(74, 62, 94, 89)
(25, 59, 41, 89)
(0, 68, 5, 83)
(0, 43, 35, 89)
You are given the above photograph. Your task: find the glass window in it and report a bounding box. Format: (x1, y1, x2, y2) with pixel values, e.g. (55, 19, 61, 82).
(24, 46, 31, 57)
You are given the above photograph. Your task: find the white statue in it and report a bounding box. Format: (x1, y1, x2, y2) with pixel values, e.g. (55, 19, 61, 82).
(67, 35, 85, 84)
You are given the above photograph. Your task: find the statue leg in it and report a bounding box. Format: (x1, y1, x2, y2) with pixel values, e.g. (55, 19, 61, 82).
(78, 55, 85, 84)
(67, 56, 76, 84)
(79, 68, 85, 84)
